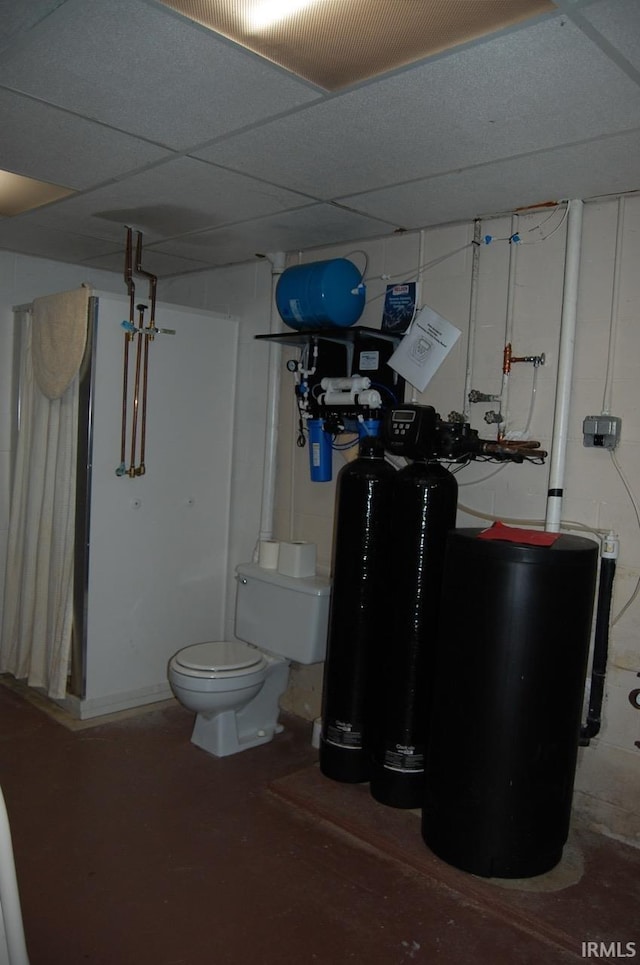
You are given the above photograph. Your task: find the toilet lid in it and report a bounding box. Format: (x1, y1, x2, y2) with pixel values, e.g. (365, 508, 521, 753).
(175, 641, 264, 673)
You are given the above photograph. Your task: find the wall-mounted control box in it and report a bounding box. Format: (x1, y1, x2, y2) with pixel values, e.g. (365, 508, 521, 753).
(583, 415, 621, 450)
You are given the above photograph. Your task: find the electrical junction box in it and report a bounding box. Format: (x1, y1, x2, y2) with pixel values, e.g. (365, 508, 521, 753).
(583, 415, 621, 450)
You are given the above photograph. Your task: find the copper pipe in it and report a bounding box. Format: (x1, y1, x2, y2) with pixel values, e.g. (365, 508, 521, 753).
(503, 342, 512, 375)
(134, 231, 157, 474)
(118, 228, 136, 474)
(125, 227, 136, 325)
(120, 335, 130, 471)
(510, 352, 545, 366)
(128, 303, 146, 477)
(498, 439, 542, 448)
(137, 328, 150, 476)
(135, 230, 158, 336)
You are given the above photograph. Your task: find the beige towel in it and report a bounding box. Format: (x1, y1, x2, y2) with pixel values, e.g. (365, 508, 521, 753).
(31, 286, 91, 399)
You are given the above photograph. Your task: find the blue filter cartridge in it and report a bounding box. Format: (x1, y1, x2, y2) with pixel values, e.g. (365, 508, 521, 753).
(308, 419, 333, 482)
(358, 419, 380, 439)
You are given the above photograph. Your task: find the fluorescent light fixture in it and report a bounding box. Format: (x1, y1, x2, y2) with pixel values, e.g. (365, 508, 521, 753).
(0, 169, 74, 217)
(158, 0, 556, 91)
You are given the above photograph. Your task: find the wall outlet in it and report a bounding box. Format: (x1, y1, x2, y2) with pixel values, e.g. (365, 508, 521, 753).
(583, 415, 621, 450)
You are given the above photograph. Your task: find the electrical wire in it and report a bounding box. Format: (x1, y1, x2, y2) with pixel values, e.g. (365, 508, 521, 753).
(363, 241, 475, 304)
(518, 203, 569, 245)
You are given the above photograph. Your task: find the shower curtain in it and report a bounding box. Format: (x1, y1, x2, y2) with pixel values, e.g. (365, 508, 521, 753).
(0, 288, 89, 699)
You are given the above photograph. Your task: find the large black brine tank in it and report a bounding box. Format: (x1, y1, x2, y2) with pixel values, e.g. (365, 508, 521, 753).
(422, 528, 598, 878)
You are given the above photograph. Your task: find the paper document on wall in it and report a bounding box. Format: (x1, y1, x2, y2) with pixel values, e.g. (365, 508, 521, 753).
(387, 305, 461, 392)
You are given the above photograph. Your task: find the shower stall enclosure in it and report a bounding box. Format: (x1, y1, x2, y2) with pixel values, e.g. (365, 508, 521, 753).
(65, 292, 237, 718)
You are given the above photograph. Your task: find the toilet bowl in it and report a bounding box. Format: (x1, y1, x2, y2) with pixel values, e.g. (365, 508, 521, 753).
(168, 640, 289, 757)
(168, 563, 330, 757)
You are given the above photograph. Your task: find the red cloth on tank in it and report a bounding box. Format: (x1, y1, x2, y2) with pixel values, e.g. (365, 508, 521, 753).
(477, 520, 560, 546)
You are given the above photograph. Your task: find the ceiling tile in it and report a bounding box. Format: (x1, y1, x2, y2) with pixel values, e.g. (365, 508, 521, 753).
(581, 0, 640, 72)
(339, 130, 640, 228)
(30, 157, 315, 243)
(194, 16, 640, 198)
(149, 204, 395, 267)
(0, 219, 121, 263)
(80, 248, 213, 277)
(0, 88, 172, 189)
(0, 0, 322, 151)
(0, 0, 638, 271)
(0, 0, 67, 53)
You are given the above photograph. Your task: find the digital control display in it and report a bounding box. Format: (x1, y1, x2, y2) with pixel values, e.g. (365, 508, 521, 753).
(392, 410, 416, 424)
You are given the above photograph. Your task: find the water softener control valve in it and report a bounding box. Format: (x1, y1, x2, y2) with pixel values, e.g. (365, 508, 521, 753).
(383, 405, 438, 460)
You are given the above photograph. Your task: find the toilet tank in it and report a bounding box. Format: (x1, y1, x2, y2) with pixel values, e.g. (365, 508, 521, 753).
(235, 563, 330, 664)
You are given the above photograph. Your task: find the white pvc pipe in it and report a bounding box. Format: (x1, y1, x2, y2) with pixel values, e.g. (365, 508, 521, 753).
(411, 230, 427, 403)
(545, 199, 584, 532)
(0, 786, 30, 965)
(258, 252, 287, 543)
(602, 196, 625, 416)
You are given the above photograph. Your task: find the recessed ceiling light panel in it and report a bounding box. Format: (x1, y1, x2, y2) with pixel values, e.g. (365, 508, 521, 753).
(0, 169, 74, 217)
(158, 0, 556, 90)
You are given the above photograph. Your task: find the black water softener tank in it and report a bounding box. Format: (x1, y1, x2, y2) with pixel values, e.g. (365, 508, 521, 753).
(422, 528, 598, 878)
(369, 460, 458, 808)
(319, 435, 396, 783)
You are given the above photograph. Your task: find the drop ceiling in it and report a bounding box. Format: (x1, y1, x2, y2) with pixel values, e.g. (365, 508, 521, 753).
(0, 0, 639, 277)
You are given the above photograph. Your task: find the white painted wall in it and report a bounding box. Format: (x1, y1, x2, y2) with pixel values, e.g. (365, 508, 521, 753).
(159, 259, 276, 637)
(270, 194, 640, 847)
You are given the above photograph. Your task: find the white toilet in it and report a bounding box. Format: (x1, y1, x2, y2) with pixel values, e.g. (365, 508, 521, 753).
(168, 562, 330, 757)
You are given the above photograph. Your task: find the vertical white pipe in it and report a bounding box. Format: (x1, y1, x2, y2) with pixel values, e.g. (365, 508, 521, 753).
(410, 230, 427, 403)
(602, 196, 625, 416)
(258, 252, 286, 543)
(545, 199, 584, 532)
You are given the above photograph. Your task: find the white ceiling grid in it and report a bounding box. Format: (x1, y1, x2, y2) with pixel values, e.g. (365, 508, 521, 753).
(0, 0, 638, 274)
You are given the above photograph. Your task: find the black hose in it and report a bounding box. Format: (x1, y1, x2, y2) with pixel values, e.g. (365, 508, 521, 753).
(580, 555, 616, 746)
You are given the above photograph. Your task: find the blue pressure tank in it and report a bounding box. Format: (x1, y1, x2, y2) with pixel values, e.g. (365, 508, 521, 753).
(275, 258, 365, 330)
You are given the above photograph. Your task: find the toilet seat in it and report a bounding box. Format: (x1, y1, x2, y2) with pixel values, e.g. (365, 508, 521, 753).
(172, 641, 267, 679)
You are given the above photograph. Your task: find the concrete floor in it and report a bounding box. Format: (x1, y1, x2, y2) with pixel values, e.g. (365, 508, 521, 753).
(0, 682, 637, 965)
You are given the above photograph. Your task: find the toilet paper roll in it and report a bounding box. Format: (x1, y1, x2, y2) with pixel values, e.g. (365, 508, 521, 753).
(277, 541, 317, 578)
(258, 539, 280, 569)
